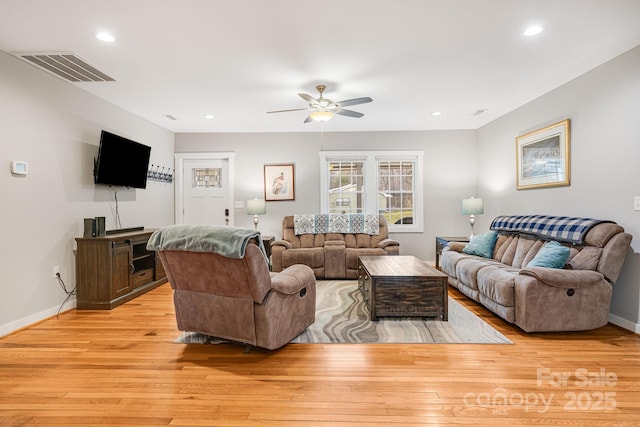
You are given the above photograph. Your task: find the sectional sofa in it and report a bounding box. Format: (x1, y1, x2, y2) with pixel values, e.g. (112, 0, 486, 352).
(440, 215, 632, 332)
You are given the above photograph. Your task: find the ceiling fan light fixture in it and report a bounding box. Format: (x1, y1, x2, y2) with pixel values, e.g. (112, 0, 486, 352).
(268, 85, 371, 123)
(310, 110, 335, 122)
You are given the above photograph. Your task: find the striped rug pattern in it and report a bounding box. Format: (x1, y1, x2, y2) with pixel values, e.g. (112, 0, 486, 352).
(176, 280, 512, 345)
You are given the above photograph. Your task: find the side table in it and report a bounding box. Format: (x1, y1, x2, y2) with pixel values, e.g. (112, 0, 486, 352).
(435, 236, 469, 269)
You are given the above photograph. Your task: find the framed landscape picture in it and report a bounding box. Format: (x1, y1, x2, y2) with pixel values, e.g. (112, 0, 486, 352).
(264, 163, 295, 201)
(516, 119, 570, 190)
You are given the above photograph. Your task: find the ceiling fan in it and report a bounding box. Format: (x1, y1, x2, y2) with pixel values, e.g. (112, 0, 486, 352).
(267, 85, 373, 123)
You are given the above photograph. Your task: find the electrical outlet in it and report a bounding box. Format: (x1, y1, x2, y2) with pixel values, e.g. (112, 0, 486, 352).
(53, 266, 60, 278)
(635, 196, 640, 211)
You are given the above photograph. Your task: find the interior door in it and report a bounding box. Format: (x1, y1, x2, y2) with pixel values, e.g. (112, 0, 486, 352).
(175, 153, 235, 226)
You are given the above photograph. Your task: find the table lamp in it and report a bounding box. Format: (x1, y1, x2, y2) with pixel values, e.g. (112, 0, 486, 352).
(462, 197, 484, 239)
(246, 198, 266, 230)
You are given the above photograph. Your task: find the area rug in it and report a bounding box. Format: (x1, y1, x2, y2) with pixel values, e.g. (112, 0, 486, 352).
(175, 280, 512, 345)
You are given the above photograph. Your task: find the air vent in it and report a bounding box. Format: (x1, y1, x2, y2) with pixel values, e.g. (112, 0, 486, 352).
(14, 52, 115, 82)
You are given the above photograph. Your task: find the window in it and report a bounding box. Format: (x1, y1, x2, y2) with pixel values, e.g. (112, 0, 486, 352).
(320, 151, 423, 232)
(328, 159, 364, 214)
(378, 160, 414, 226)
(192, 168, 222, 188)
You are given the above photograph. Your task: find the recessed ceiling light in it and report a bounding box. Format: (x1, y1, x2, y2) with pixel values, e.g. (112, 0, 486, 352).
(431, 111, 442, 116)
(204, 114, 215, 119)
(96, 32, 115, 43)
(524, 25, 543, 37)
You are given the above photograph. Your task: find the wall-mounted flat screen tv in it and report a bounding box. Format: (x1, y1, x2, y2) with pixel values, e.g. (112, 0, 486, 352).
(94, 130, 151, 189)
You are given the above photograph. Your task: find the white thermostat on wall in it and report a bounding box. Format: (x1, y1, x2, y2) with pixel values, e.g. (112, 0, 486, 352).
(10, 160, 28, 176)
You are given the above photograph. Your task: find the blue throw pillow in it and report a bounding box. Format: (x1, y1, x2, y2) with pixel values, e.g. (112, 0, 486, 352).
(527, 240, 570, 269)
(462, 231, 498, 258)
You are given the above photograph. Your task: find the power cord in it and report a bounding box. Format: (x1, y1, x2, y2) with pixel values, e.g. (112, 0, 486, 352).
(56, 272, 76, 318)
(113, 189, 123, 229)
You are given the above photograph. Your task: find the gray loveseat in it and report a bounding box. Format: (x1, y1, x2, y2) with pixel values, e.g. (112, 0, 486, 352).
(272, 214, 400, 279)
(440, 215, 632, 332)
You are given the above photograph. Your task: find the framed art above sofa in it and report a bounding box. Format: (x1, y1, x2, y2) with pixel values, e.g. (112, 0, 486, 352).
(516, 119, 570, 190)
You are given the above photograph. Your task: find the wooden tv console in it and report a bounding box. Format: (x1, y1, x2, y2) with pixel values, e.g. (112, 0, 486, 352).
(75, 229, 167, 310)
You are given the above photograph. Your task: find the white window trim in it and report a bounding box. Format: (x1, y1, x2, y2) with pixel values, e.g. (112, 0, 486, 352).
(319, 151, 423, 233)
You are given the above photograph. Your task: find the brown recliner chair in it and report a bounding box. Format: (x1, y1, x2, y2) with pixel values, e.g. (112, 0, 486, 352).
(148, 225, 316, 350)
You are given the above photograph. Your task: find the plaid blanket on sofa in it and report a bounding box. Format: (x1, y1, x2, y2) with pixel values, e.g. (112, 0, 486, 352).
(294, 214, 380, 235)
(490, 215, 611, 245)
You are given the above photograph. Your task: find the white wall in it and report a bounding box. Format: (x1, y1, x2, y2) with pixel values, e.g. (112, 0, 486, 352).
(175, 130, 478, 261)
(6, 41, 636, 334)
(0, 52, 175, 336)
(476, 45, 640, 331)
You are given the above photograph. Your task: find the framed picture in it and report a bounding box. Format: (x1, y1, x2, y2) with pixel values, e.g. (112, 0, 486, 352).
(264, 163, 295, 201)
(516, 119, 570, 190)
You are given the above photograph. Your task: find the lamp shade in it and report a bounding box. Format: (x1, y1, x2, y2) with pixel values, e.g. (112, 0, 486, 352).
(309, 110, 334, 122)
(461, 197, 484, 215)
(246, 198, 266, 215)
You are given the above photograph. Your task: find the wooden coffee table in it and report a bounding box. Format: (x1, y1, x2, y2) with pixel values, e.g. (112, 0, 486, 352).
(357, 255, 448, 321)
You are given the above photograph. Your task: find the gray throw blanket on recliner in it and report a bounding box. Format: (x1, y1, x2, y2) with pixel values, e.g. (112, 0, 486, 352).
(147, 224, 267, 262)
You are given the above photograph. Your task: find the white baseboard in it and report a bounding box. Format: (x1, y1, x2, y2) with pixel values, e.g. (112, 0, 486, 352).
(0, 299, 76, 338)
(608, 313, 640, 334)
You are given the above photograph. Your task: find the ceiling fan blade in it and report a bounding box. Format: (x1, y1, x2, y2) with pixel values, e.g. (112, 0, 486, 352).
(267, 107, 309, 114)
(335, 97, 372, 107)
(298, 93, 319, 105)
(335, 109, 364, 118)
(303, 116, 313, 123)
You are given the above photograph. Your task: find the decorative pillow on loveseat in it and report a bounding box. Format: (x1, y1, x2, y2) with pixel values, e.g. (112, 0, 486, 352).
(462, 231, 498, 258)
(526, 240, 570, 269)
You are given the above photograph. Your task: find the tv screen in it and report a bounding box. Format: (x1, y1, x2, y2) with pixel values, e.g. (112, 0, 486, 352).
(94, 130, 151, 189)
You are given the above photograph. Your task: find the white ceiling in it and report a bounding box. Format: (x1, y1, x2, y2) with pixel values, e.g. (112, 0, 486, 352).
(2, 0, 640, 133)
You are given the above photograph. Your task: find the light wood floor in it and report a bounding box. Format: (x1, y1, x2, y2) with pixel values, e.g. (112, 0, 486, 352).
(1, 282, 639, 426)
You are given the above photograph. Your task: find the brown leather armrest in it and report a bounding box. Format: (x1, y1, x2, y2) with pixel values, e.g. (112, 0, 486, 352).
(377, 238, 399, 248)
(270, 264, 315, 294)
(519, 267, 605, 289)
(272, 239, 293, 249)
(446, 242, 467, 252)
